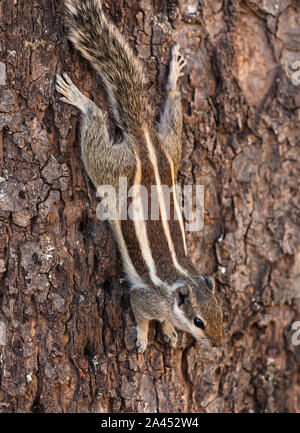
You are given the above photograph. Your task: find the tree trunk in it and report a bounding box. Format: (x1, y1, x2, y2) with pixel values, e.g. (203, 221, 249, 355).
(0, 0, 299, 413)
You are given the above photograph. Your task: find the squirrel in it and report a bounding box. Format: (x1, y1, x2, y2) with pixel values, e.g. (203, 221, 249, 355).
(56, 0, 223, 352)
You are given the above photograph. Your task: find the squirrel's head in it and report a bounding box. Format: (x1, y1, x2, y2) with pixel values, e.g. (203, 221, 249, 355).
(171, 276, 223, 347)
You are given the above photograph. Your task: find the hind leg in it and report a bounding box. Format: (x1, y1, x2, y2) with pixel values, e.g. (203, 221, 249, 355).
(167, 43, 187, 92)
(157, 44, 187, 169)
(56, 72, 98, 114)
(56, 72, 135, 187)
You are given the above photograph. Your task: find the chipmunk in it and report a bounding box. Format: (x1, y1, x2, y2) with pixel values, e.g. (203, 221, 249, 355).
(56, 0, 223, 352)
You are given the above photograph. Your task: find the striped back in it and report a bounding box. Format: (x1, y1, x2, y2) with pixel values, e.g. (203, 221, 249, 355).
(111, 127, 196, 289)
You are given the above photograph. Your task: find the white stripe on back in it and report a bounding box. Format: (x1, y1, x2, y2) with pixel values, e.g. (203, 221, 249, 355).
(144, 130, 189, 277)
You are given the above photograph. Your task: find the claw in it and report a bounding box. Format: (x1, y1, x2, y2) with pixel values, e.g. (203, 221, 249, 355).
(62, 72, 73, 85)
(136, 339, 147, 353)
(55, 72, 92, 113)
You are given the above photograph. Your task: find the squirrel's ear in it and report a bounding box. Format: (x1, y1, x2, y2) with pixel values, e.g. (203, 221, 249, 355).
(178, 284, 189, 297)
(176, 284, 189, 307)
(205, 276, 216, 293)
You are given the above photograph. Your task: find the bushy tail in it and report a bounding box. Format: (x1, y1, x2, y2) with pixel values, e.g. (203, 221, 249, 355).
(65, 0, 152, 132)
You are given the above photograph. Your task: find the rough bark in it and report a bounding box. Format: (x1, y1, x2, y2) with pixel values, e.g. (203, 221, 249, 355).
(0, 0, 299, 413)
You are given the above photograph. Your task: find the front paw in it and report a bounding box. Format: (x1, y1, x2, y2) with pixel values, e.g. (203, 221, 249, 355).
(136, 336, 148, 353)
(161, 322, 178, 349)
(134, 319, 149, 353)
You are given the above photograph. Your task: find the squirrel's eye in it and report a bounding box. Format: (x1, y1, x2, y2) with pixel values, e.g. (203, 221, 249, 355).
(194, 317, 205, 329)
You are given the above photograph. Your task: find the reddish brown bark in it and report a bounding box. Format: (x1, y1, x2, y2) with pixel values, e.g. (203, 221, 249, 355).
(0, 0, 299, 412)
